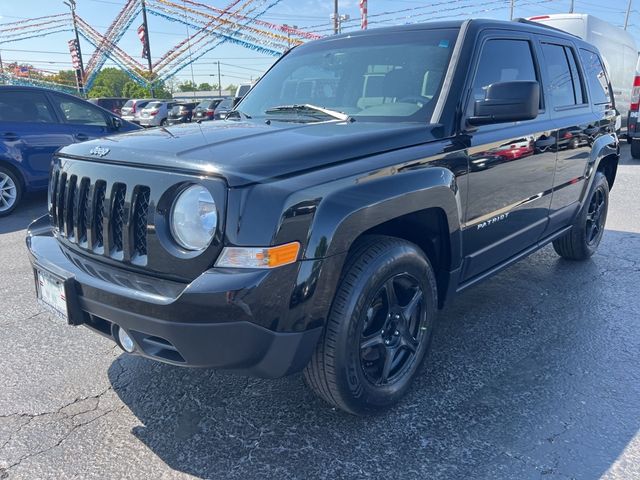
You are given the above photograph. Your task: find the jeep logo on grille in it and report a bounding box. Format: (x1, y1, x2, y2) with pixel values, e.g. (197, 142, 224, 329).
(89, 146, 110, 157)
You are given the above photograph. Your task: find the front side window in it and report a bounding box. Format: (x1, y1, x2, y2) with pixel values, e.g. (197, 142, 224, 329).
(580, 49, 612, 105)
(52, 95, 107, 126)
(238, 28, 459, 122)
(468, 39, 538, 116)
(0, 91, 55, 123)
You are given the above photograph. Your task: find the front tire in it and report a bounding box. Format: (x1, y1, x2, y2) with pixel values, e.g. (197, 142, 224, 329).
(553, 171, 609, 260)
(0, 166, 22, 217)
(303, 236, 438, 415)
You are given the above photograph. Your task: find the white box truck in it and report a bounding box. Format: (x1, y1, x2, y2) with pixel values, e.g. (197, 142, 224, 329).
(529, 14, 637, 134)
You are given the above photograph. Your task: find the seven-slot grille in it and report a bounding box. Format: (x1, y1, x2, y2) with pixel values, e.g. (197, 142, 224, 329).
(50, 170, 150, 261)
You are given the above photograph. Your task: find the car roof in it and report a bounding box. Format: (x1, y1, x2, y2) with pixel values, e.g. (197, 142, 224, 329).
(0, 85, 81, 98)
(308, 18, 592, 48)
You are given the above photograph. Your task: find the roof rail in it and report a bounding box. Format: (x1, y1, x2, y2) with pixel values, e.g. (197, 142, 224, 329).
(513, 17, 581, 38)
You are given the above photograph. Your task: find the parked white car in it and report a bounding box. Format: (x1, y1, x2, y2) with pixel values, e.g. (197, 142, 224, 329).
(120, 98, 154, 125)
(139, 100, 175, 127)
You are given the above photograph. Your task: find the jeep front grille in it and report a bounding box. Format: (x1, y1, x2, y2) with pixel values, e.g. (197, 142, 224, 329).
(133, 187, 150, 257)
(50, 170, 149, 262)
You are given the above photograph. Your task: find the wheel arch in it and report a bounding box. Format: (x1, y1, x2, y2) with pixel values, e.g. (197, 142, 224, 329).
(0, 158, 26, 189)
(586, 133, 619, 192)
(304, 167, 463, 309)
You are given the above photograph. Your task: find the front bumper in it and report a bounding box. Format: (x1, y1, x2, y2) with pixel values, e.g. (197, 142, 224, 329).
(26, 216, 323, 378)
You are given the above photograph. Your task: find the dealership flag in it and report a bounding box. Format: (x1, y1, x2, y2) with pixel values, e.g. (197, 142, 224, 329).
(68, 39, 81, 70)
(137, 24, 149, 59)
(360, 0, 368, 29)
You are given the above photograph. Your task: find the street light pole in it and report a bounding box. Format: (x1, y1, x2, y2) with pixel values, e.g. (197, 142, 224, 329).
(64, 0, 85, 96)
(510, 0, 515, 20)
(333, 0, 339, 34)
(625, 0, 633, 30)
(217, 61, 222, 97)
(569, 0, 574, 13)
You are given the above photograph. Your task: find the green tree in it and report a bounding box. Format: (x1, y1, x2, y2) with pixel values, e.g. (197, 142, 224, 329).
(178, 80, 197, 92)
(197, 82, 213, 91)
(225, 83, 238, 94)
(50, 70, 77, 88)
(88, 67, 130, 97)
(121, 81, 171, 99)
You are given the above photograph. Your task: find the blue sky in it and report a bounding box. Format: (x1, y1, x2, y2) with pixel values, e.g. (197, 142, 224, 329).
(0, 0, 638, 87)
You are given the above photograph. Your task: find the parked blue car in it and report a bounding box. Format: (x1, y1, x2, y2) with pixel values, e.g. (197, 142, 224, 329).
(0, 86, 140, 216)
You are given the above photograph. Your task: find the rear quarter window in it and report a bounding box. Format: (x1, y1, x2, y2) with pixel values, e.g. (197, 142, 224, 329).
(580, 49, 612, 105)
(541, 43, 586, 108)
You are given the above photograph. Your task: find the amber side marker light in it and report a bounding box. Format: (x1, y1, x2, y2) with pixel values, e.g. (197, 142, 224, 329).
(215, 242, 301, 269)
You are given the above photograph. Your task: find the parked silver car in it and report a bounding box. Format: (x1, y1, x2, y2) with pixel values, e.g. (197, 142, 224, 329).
(120, 98, 154, 125)
(139, 100, 175, 127)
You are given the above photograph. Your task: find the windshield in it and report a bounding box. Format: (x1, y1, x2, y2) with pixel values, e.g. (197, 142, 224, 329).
(238, 28, 458, 123)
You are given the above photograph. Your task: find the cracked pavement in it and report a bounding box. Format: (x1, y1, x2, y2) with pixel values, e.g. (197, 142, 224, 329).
(0, 146, 639, 479)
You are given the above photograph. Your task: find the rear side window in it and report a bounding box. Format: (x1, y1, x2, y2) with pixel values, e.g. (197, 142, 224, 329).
(580, 49, 612, 105)
(51, 94, 107, 126)
(0, 91, 55, 123)
(468, 39, 539, 116)
(541, 44, 586, 108)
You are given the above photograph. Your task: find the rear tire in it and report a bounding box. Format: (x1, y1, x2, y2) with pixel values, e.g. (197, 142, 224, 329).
(303, 235, 438, 415)
(0, 166, 23, 217)
(631, 138, 640, 159)
(553, 171, 609, 260)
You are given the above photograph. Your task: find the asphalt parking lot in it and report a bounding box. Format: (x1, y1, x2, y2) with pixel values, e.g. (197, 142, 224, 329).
(1, 146, 639, 480)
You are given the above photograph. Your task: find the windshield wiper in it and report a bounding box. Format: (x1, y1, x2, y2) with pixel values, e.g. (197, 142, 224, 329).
(265, 104, 353, 122)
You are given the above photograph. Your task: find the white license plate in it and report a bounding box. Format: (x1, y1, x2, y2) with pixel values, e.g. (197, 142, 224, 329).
(36, 270, 68, 321)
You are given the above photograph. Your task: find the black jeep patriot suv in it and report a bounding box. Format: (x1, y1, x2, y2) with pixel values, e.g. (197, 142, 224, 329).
(28, 19, 619, 414)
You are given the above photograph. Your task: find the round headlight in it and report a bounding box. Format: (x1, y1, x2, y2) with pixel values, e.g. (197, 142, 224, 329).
(170, 185, 217, 251)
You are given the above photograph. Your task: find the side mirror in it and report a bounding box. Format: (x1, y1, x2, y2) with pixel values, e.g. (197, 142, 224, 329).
(468, 81, 539, 126)
(111, 116, 122, 130)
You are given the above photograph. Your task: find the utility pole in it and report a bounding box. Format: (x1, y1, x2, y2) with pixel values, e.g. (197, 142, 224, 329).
(64, 0, 85, 96)
(625, 0, 633, 30)
(217, 61, 222, 97)
(333, 0, 339, 34)
(141, 0, 155, 97)
(569, 0, 574, 13)
(283, 24, 298, 48)
(510, 0, 515, 20)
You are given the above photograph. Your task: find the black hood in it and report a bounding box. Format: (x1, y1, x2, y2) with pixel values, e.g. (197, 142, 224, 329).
(59, 119, 440, 187)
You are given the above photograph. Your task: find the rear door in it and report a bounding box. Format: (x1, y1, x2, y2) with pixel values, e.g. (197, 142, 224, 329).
(537, 37, 599, 233)
(47, 92, 113, 142)
(0, 89, 67, 190)
(460, 31, 558, 281)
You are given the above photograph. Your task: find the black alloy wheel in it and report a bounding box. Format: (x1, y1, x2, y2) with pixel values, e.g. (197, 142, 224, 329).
(360, 274, 426, 386)
(585, 186, 606, 246)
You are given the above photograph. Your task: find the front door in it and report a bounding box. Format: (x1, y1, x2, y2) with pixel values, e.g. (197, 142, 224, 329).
(47, 92, 113, 143)
(0, 89, 67, 190)
(460, 34, 558, 281)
